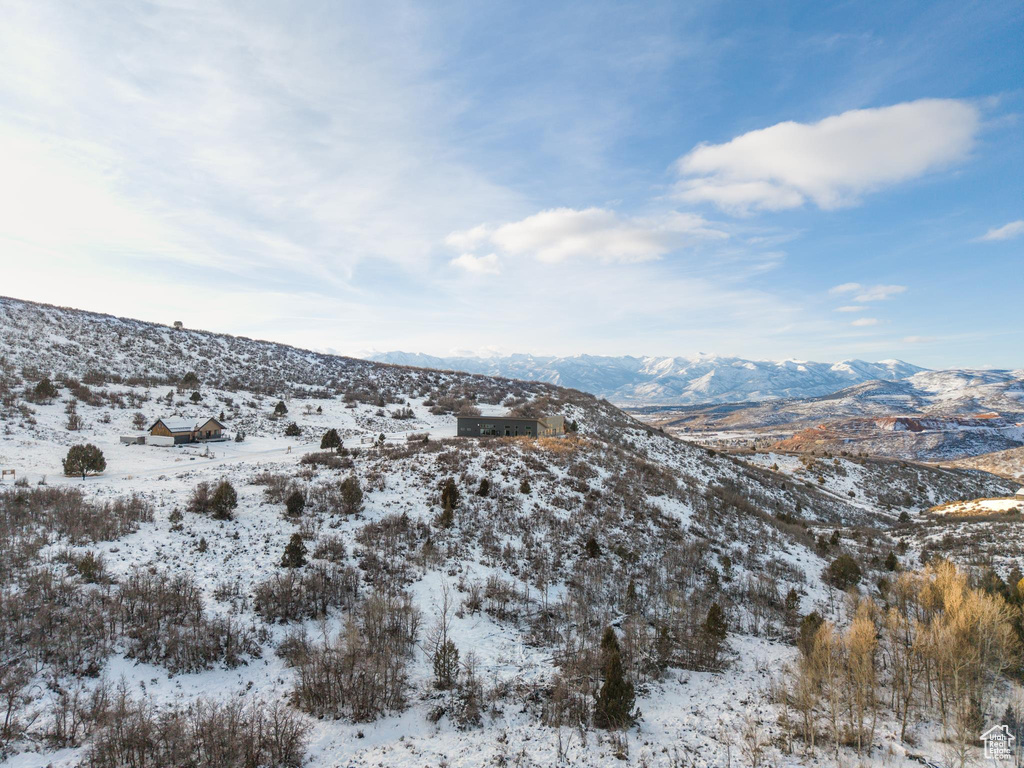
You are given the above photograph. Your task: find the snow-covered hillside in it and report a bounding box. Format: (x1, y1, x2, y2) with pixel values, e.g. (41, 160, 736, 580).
(636, 370, 1024, 462)
(369, 351, 926, 405)
(1, 297, 1020, 768)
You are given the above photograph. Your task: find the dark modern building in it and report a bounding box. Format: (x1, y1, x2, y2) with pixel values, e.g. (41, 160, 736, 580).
(457, 414, 565, 438)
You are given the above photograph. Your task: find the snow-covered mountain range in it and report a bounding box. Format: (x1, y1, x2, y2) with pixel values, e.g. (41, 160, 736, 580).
(368, 351, 926, 404)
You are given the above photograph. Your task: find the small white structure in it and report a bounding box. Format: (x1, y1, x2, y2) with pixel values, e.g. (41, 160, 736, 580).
(1016, 487, 1024, 500)
(146, 435, 176, 447)
(120, 435, 145, 445)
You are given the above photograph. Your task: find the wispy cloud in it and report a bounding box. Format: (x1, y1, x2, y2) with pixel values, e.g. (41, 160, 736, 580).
(829, 283, 906, 302)
(674, 99, 979, 214)
(978, 220, 1024, 242)
(448, 207, 728, 264)
(851, 317, 879, 327)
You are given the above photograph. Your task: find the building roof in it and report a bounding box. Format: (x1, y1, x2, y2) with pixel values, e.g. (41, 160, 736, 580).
(456, 414, 546, 422)
(1017, 487, 1024, 496)
(149, 416, 223, 434)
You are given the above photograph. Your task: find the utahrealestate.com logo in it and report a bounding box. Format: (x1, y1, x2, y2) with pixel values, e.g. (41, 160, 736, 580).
(982, 724, 1015, 761)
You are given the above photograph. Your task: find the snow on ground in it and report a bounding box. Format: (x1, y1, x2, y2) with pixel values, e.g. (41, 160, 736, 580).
(1, 375, 1016, 768)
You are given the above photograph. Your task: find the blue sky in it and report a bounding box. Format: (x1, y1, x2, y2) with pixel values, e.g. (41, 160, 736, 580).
(0, 0, 1021, 368)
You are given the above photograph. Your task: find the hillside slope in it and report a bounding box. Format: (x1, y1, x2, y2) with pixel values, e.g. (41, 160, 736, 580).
(0, 296, 1017, 768)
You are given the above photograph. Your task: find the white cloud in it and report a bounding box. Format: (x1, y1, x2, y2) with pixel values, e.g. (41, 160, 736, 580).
(835, 305, 865, 312)
(829, 282, 863, 295)
(902, 335, 934, 343)
(829, 282, 906, 302)
(978, 220, 1024, 241)
(445, 224, 493, 252)
(851, 317, 879, 327)
(675, 99, 979, 213)
(450, 252, 500, 275)
(852, 284, 906, 302)
(448, 207, 727, 265)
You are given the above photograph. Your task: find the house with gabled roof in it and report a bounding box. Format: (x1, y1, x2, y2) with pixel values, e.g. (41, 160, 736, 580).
(148, 416, 225, 445)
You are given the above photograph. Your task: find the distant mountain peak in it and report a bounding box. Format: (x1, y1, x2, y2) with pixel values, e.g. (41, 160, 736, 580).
(367, 351, 930, 405)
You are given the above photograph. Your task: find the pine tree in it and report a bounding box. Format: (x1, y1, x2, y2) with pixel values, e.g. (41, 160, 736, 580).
(210, 480, 238, 521)
(594, 627, 635, 730)
(285, 490, 305, 518)
(62, 444, 106, 479)
(178, 372, 200, 393)
(281, 533, 307, 568)
(797, 611, 824, 658)
(284, 422, 301, 437)
(441, 478, 460, 513)
(823, 554, 862, 591)
(33, 377, 58, 402)
(339, 475, 363, 515)
(274, 400, 288, 416)
(703, 603, 728, 669)
(477, 477, 490, 497)
(433, 639, 460, 690)
(585, 535, 601, 558)
(320, 428, 342, 452)
(190, 391, 202, 402)
(519, 478, 531, 494)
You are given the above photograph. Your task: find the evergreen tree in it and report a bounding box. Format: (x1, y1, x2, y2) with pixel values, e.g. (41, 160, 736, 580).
(284, 422, 301, 437)
(433, 639, 460, 690)
(477, 477, 490, 497)
(519, 478, 531, 494)
(594, 627, 635, 730)
(884, 551, 900, 571)
(210, 480, 238, 521)
(285, 490, 305, 518)
(62, 444, 106, 479)
(281, 533, 307, 568)
(823, 554, 862, 591)
(320, 428, 342, 452)
(190, 391, 202, 403)
(440, 478, 460, 513)
(784, 588, 800, 617)
(797, 611, 824, 658)
(177, 372, 200, 393)
(585, 535, 601, 558)
(33, 377, 58, 402)
(339, 475, 363, 515)
(703, 603, 728, 669)
(274, 400, 288, 416)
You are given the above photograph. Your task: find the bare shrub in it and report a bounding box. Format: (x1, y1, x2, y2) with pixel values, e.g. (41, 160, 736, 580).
(253, 563, 359, 623)
(291, 590, 419, 721)
(83, 687, 308, 768)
